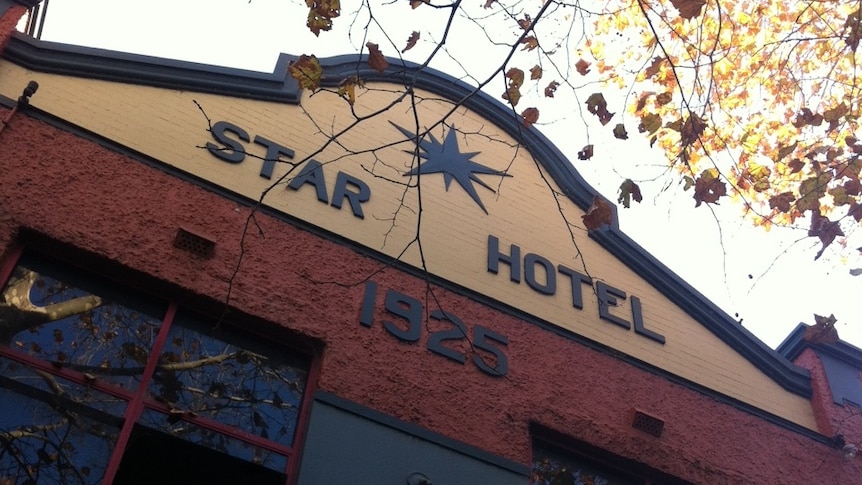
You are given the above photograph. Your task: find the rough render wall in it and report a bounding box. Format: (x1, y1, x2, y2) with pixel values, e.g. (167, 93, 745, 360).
(0, 5, 25, 52)
(794, 348, 862, 447)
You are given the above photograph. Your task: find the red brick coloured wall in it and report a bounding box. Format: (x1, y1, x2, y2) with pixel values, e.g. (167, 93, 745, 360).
(1, 107, 861, 484)
(794, 348, 862, 448)
(0, 5, 25, 52)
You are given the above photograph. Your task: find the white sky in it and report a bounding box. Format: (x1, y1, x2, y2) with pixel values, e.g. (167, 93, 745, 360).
(19, 0, 862, 349)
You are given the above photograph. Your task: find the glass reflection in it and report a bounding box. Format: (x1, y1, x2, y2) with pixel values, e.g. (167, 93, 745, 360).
(1, 258, 165, 390)
(149, 312, 307, 448)
(0, 372, 122, 484)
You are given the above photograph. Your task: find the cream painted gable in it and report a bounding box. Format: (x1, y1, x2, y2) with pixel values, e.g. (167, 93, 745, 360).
(0, 47, 817, 430)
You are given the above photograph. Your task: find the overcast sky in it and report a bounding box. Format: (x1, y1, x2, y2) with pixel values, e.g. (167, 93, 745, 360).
(20, 0, 862, 349)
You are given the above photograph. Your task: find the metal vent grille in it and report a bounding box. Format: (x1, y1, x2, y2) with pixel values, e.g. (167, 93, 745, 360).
(173, 228, 216, 258)
(632, 410, 664, 438)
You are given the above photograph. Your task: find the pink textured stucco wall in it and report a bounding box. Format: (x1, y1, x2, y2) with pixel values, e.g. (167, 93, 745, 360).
(794, 348, 862, 448)
(2, 105, 862, 483)
(0, 5, 24, 51)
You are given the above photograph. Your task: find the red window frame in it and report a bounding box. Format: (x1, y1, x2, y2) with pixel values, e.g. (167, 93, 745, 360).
(0, 245, 320, 484)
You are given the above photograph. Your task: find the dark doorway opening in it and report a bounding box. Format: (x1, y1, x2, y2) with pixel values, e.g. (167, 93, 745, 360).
(114, 425, 286, 485)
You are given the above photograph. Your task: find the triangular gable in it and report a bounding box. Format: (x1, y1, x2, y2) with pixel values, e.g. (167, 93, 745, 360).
(0, 33, 816, 430)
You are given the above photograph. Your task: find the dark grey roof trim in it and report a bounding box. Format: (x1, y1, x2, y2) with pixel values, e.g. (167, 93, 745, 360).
(778, 323, 862, 369)
(1, 35, 812, 397)
(2, 33, 300, 103)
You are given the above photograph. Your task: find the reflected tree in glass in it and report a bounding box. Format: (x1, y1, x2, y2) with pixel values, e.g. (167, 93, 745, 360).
(1, 260, 163, 484)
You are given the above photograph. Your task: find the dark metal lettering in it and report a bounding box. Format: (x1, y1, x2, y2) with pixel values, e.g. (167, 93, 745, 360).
(427, 310, 468, 364)
(359, 280, 377, 327)
(331, 172, 371, 219)
(473, 326, 509, 377)
(632, 296, 666, 344)
(287, 159, 328, 203)
(383, 290, 422, 342)
(206, 121, 249, 164)
(253, 135, 295, 179)
(596, 281, 630, 329)
(487, 235, 521, 283)
(557, 265, 592, 309)
(524, 253, 555, 295)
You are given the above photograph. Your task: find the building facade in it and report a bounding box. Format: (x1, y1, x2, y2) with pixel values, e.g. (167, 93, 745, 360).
(1, 2, 861, 483)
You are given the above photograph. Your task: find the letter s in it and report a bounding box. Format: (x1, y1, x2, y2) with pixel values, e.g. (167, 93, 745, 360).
(206, 121, 250, 164)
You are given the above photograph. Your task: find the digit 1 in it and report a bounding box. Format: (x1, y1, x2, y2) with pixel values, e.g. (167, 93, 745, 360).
(359, 280, 378, 327)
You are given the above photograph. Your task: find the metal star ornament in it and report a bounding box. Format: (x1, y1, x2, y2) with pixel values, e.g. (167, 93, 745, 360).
(392, 122, 511, 214)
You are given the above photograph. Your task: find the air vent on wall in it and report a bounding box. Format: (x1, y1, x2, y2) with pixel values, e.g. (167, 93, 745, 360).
(173, 228, 216, 258)
(632, 410, 664, 438)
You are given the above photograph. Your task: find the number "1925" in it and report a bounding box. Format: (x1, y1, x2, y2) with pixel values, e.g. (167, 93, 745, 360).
(359, 281, 509, 377)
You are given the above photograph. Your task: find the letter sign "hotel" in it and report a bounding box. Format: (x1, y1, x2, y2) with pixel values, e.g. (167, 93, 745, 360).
(487, 235, 665, 344)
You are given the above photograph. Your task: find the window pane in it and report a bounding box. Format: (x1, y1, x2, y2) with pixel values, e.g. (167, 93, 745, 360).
(0, 258, 166, 391)
(532, 445, 641, 485)
(0, 369, 123, 484)
(135, 409, 289, 474)
(148, 312, 308, 448)
(0, 355, 128, 418)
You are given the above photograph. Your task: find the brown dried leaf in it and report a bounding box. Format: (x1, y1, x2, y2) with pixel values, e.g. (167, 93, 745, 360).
(366, 42, 389, 72)
(639, 113, 662, 134)
(803, 314, 839, 344)
(578, 145, 594, 160)
(521, 36, 539, 51)
(502, 85, 521, 106)
(635, 91, 655, 112)
(576, 59, 591, 76)
(402, 31, 420, 53)
(656, 92, 673, 106)
(823, 103, 848, 122)
(793, 108, 823, 128)
(769, 192, 796, 213)
(670, 0, 706, 19)
(849, 202, 862, 221)
(306, 0, 341, 36)
(644, 57, 665, 78)
(618, 179, 643, 208)
(693, 169, 726, 207)
(288, 54, 323, 90)
(521, 107, 539, 128)
(506, 68, 525, 88)
(613, 123, 628, 140)
(586, 92, 614, 125)
(583, 196, 614, 230)
(544, 81, 560, 98)
(681, 115, 706, 147)
(788, 158, 805, 174)
(776, 141, 798, 161)
(809, 211, 844, 260)
(530, 65, 542, 80)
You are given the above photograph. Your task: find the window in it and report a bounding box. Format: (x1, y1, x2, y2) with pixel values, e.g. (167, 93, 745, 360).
(532, 443, 640, 485)
(532, 433, 691, 485)
(0, 252, 312, 484)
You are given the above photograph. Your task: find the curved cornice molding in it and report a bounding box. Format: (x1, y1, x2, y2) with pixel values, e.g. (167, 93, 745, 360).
(1, 34, 812, 397)
(3, 33, 301, 103)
